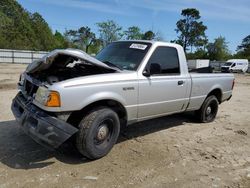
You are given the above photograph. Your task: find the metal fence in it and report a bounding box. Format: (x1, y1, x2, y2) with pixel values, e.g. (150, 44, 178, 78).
(209, 61, 226, 71)
(0, 49, 249, 72)
(0, 49, 48, 64)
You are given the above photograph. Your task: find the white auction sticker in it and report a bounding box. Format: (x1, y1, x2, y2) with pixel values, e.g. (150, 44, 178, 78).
(129, 43, 147, 50)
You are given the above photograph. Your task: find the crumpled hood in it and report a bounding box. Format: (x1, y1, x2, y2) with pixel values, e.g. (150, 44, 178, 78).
(26, 49, 118, 73)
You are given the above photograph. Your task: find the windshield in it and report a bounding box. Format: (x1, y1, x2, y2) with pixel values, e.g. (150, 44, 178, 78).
(96, 41, 152, 71)
(224, 62, 232, 66)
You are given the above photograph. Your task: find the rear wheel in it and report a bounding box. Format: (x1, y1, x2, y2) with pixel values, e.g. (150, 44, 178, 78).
(196, 95, 219, 123)
(76, 107, 120, 159)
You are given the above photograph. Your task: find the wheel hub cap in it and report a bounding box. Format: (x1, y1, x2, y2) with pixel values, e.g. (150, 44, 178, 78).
(97, 125, 109, 141)
(206, 106, 212, 115)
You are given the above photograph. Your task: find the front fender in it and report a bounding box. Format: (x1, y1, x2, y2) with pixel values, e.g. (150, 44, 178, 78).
(78, 91, 127, 110)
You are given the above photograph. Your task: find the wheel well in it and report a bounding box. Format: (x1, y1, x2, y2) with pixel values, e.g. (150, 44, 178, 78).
(67, 100, 127, 128)
(207, 89, 222, 103)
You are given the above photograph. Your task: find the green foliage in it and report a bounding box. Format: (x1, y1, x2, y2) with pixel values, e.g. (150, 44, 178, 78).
(0, 0, 35, 49)
(65, 26, 97, 53)
(96, 20, 123, 46)
(237, 35, 250, 51)
(87, 39, 103, 55)
(175, 8, 207, 52)
(54, 31, 69, 49)
(142, 31, 155, 40)
(0, 0, 67, 51)
(30, 12, 56, 50)
(236, 35, 250, 60)
(207, 36, 230, 61)
(124, 26, 143, 40)
(187, 49, 208, 59)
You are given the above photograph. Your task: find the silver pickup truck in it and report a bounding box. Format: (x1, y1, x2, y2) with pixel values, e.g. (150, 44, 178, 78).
(12, 41, 234, 159)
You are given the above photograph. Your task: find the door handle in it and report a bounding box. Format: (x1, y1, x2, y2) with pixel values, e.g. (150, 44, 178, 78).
(178, 80, 184, 85)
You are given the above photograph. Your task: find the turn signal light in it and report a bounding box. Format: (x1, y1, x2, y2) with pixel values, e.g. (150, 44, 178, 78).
(46, 91, 61, 107)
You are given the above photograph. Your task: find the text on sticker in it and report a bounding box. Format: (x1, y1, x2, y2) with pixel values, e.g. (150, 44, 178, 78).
(129, 43, 147, 50)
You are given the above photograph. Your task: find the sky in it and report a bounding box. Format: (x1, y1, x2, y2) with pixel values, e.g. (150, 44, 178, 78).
(17, 0, 250, 53)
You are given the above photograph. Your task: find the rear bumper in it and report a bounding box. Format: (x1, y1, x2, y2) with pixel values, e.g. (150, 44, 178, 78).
(11, 92, 78, 149)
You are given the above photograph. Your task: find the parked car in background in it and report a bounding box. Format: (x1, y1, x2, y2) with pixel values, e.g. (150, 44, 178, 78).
(221, 59, 249, 73)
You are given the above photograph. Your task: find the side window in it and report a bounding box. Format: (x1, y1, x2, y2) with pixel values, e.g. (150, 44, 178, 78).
(147, 46, 180, 75)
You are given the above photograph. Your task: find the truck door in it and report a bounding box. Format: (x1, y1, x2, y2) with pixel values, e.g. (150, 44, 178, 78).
(138, 46, 189, 119)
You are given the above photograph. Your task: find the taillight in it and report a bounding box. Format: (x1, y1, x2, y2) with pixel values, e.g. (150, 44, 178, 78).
(232, 79, 235, 90)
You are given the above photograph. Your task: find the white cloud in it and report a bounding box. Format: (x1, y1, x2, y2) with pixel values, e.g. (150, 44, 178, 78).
(31, 0, 250, 22)
(120, 0, 250, 22)
(34, 0, 126, 15)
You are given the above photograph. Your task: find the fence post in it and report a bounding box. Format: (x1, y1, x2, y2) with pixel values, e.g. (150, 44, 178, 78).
(31, 51, 34, 63)
(12, 50, 14, 64)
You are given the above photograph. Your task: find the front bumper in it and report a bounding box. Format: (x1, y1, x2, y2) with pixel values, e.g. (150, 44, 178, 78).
(221, 67, 230, 72)
(11, 92, 78, 149)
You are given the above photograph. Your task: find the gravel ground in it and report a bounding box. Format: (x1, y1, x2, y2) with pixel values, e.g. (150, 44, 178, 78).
(0, 63, 249, 188)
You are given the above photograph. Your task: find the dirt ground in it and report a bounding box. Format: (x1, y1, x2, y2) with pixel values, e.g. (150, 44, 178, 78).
(0, 63, 249, 188)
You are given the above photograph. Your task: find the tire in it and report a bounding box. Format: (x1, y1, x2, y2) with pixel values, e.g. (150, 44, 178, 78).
(76, 107, 120, 159)
(195, 95, 219, 123)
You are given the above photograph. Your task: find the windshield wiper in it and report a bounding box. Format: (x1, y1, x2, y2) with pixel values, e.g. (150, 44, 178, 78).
(103, 61, 122, 71)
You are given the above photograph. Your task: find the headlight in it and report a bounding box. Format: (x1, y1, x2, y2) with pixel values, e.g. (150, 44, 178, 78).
(35, 87, 61, 107)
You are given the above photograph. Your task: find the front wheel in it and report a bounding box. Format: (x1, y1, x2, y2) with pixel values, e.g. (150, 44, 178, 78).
(76, 107, 120, 159)
(195, 95, 219, 123)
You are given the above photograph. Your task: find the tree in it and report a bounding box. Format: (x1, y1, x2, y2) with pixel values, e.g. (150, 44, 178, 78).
(96, 20, 123, 46)
(175, 8, 207, 52)
(237, 35, 250, 51)
(30, 12, 55, 50)
(142, 30, 155, 40)
(0, 0, 59, 51)
(207, 36, 230, 60)
(65, 26, 96, 53)
(186, 49, 208, 60)
(53, 31, 68, 49)
(87, 39, 103, 55)
(124, 26, 143, 40)
(236, 35, 250, 60)
(154, 31, 164, 41)
(0, 0, 37, 49)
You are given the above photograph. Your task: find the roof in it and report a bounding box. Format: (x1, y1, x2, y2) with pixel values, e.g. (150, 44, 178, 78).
(113, 40, 182, 48)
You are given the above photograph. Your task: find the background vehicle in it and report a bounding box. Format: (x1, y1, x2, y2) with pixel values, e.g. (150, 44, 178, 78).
(11, 41, 234, 159)
(221, 59, 249, 73)
(187, 59, 210, 69)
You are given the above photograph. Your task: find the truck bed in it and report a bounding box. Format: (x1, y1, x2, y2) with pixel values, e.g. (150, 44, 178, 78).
(187, 73, 234, 111)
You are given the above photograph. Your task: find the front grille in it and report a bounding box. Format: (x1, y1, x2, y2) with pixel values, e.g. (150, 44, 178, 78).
(24, 79, 38, 97)
(221, 67, 229, 72)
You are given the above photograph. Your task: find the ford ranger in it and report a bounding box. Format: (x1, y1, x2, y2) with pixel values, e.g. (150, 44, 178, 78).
(11, 41, 234, 159)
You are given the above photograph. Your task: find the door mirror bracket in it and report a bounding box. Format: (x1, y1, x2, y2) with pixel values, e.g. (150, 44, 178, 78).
(142, 69, 150, 77)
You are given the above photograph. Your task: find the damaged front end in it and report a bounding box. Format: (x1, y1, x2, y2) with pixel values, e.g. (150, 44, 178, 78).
(12, 49, 118, 149)
(12, 92, 78, 148)
(25, 49, 119, 84)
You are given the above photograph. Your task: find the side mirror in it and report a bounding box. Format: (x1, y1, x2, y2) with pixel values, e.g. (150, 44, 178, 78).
(142, 69, 150, 77)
